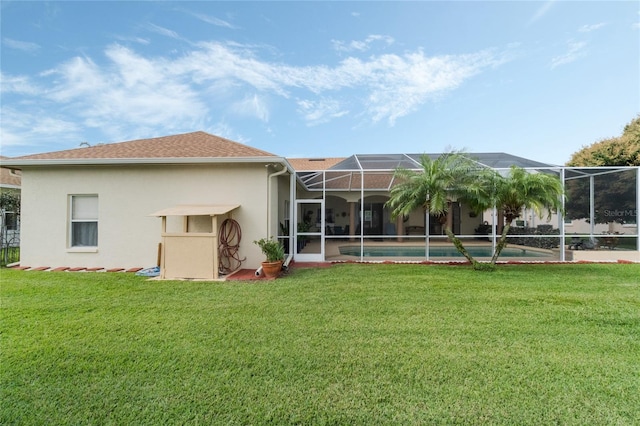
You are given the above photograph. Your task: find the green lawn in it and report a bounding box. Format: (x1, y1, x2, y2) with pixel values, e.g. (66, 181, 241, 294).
(1, 264, 639, 425)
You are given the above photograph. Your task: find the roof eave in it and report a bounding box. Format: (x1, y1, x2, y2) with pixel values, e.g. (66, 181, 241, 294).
(1, 156, 291, 170)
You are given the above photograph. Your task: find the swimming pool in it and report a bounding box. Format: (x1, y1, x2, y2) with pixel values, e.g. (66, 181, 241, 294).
(338, 245, 551, 258)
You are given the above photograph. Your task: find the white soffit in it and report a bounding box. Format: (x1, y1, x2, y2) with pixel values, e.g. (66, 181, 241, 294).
(150, 204, 240, 217)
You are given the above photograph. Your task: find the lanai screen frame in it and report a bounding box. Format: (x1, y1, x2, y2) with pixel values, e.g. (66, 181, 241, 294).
(294, 153, 640, 262)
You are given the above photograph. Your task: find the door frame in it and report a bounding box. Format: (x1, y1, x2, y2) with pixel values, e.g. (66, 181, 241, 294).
(294, 199, 324, 262)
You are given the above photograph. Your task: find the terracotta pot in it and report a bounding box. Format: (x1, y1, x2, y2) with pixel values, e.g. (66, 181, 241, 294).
(261, 260, 283, 279)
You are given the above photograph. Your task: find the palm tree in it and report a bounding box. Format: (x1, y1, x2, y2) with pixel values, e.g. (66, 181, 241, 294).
(387, 155, 564, 270)
(470, 166, 565, 265)
(385, 152, 489, 268)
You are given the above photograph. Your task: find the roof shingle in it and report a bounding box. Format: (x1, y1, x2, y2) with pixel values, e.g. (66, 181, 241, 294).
(12, 131, 277, 160)
(0, 156, 21, 187)
(286, 157, 346, 171)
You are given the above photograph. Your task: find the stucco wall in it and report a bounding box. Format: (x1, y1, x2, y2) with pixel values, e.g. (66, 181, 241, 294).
(19, 164, 271, 270)
(570, 250, 640, 262)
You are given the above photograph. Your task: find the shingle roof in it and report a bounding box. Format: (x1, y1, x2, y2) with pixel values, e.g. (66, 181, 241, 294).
(0, 157, 21, 188)
(286, 157, 346, 171)
(12, 131, 277, 160)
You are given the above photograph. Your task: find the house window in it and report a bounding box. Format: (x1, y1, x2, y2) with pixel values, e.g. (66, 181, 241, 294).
(70, 195, 98, 247)
(3, 212, 19, 231)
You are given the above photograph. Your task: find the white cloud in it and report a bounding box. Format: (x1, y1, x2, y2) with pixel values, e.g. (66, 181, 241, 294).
(550, 41, 587, 69)
(176, 42, 506, 124)
(2, 40, 509, 150)
(105, 44, 166, 87)
(327, 49, 506, 124)
(297, 98, 349, 126)
(0, 107, 81, 150)
(231, 94, 270, 122)
(46, 56, 109, 102)
(30, 116, 82, 136)
(178, 42, 292, 96)
(0, 72, 41, 95)
(191, 12, 237, 29)
(332, 35, 394, 53)
(206, 121, 251, 146)
(2, 37, 41, 52)
(44, 45, 207, 137)
(144, 22, 182, 40)
(113, 35, 150, 45)
(578, 23, 606, 32)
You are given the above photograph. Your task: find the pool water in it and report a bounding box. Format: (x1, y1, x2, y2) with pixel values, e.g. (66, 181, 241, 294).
(339, 245, 551, 258)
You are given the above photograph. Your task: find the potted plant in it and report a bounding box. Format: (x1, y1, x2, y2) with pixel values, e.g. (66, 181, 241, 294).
(254, 237, 285, 279)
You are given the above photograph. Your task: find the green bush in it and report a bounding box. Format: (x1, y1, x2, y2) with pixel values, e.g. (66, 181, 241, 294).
(507, 225, 560, 249)
(253, 237, 285, 262)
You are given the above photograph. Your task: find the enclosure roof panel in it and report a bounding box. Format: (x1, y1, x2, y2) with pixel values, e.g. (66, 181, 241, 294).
(329, 155, 362, 170)
(328, 154, 420, 170)
(327, 152, 557, 171)
(460, 153, 557, 169)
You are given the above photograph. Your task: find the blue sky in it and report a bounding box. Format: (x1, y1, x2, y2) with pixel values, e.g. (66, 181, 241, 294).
(1, 1, 638, 165)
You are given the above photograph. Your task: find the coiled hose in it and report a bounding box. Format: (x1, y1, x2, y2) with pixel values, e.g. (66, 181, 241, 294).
(218, 218, 246, 275)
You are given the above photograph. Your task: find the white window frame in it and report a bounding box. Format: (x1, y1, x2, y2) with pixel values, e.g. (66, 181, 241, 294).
(2, 211, 19, 231)
(69, 194, 99, 249)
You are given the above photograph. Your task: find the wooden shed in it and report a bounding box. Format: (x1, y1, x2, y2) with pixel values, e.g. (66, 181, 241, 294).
(151, 204, 239, 280)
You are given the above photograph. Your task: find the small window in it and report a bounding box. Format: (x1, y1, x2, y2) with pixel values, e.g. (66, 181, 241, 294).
(3, 212, 19, 231)
(70, 195, 98, 247)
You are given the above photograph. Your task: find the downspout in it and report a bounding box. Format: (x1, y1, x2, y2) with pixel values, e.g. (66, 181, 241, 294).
(256, 164, 289, 277)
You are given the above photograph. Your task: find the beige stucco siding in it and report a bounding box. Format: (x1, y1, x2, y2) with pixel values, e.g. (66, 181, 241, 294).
(276, 174, 292, 230)
(20, 164, 271, 270)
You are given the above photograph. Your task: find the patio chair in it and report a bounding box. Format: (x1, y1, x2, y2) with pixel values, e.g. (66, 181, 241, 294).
(569, 237, 583, 250)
